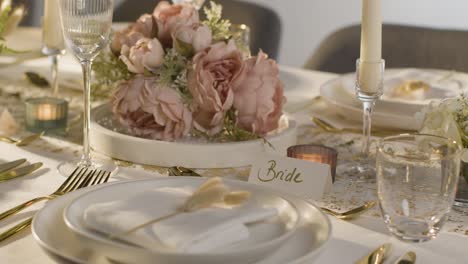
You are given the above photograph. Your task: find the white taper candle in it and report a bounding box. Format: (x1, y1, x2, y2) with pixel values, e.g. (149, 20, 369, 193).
(359, 0, 382, 93)
(43, 0, 65, 50)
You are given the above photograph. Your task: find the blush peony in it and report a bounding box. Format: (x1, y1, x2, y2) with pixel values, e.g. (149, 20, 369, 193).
(173, 23, 212, 54)
(110, 14, 157, 55)
(231, 51, 285, 135)
(187, 40, 245, 135)
(120, 38, 165, 74)
(112, 76, 192, 141)
(153, 1, 199, 47)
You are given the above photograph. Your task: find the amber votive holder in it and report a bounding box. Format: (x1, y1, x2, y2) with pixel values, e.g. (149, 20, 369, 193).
(287, 144, 338, 182)
(25, 97, 68, 134)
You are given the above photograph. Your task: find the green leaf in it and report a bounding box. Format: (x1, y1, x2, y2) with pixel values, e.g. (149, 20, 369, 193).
(24, 71, 50, 88)
(174, 38, 195, 58)
(202, 1, 232, 42)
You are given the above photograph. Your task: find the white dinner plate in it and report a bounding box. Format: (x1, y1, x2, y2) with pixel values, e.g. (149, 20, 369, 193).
(63, 178, 300, 264)
(32, 179, 331, 264)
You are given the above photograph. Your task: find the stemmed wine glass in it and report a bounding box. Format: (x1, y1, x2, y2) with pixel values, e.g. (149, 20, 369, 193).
(58, 0, 114, 174)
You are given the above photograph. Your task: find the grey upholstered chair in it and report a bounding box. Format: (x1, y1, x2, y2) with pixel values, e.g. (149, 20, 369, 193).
(304, 24, 468, 73)
(113, 0, 282, 59)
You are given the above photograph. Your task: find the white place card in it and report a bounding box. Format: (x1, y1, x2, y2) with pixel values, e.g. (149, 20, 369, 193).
(248, 153, 332, 200)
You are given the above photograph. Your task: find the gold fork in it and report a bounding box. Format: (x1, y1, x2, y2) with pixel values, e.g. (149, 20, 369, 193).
(0, 168, 112, 242)
(0, 166, 93, 221)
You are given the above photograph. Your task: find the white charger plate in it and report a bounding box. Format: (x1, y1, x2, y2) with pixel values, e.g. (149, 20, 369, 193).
(32, 180, 331, 264)
(90, 103, 298, 168)
(63, 178, 299, 264)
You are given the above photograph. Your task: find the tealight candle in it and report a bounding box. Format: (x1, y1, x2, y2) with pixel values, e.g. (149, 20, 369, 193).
(287, 145, 338, 182)
(25, 97, 68, 133)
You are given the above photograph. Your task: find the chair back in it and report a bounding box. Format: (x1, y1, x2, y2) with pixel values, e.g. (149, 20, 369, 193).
(304, 24, 468, 73)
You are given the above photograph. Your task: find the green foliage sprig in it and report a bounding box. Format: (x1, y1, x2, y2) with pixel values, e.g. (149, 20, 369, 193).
(91, 51, 133, 100)
(202, 1, 232, 42)
(158, 49, 192, 103)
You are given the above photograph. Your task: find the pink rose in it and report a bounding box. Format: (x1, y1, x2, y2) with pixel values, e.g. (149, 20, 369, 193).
(188, 40, 245, 135)
(110, 14, 157, 55)
(112, 76, 192, 141)
(173, 23, 212, 53)
(232, 51, 285, 135)
(153, 1, 199, 47)
(120, 38, 165, 74)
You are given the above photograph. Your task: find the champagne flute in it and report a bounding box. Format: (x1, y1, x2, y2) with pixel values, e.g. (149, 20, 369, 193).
(58, 0, 114, 174)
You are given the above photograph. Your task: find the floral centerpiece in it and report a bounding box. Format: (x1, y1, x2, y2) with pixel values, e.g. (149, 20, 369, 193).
(93, 1, 285, 142)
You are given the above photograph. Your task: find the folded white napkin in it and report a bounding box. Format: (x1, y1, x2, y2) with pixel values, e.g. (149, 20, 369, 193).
(84, 187, 277, 253)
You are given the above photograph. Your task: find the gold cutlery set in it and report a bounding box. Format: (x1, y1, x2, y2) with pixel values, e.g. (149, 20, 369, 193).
(356, 243, 416, 264)
(0, 159, 43, 183)
(312, 117, 413, 137)
(0, 166, 113, 243)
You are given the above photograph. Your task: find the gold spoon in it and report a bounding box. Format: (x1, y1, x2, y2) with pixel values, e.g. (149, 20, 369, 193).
(167, 166, 202, 177)
(312, 117, 413, 137)
(0, 132, 44, 147)
(394, 251, 416, 264)
(321, 201, 376, 220)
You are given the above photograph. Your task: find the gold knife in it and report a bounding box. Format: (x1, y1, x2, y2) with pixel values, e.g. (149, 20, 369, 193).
(355, 243, 392, 264)
(0, 162, 43, 182)
(0, 159, 26, 174)
(16, 132, 44, 147)
(394, 251, 416, 264)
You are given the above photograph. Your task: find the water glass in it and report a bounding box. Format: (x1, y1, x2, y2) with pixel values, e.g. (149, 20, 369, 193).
(376, 134, 462, 242)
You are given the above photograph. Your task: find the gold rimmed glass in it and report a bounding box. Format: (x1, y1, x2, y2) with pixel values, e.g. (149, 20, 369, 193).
(376, 134, 462, 242)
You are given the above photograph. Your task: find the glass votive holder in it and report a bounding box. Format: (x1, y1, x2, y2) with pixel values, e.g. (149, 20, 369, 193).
(287, 144, 338, 182)
(25, 97, 68, 134)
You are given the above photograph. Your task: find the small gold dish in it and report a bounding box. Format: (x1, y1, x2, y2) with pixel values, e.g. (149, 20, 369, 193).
(393, 80, 430, 97)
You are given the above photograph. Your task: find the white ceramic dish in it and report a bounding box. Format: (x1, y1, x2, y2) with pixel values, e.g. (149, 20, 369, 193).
(340, 68, 461, 106)
(320, 68, 467, 130)
(90, 103, 297, 168)
(320, 76, 421, 130)
(32, 180, 331, 264)
(63, 178, 299, 264)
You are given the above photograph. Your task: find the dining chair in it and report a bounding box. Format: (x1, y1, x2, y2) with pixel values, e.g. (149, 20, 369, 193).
(113, 0, 282, 59)
(304, 24, 468, 73)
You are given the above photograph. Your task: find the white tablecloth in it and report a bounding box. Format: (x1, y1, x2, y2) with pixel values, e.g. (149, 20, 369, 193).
(1, 28, 468, 263)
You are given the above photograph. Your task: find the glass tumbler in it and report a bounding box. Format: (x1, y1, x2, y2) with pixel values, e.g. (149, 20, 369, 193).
(376, 134, 462, 242)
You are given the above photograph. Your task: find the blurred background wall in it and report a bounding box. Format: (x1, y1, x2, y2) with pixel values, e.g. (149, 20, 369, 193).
(17, 0, 468, 67)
